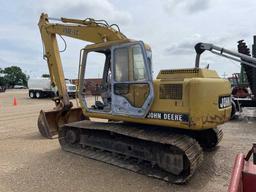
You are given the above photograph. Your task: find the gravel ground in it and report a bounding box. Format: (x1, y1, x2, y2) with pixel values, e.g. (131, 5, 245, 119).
(0, 89, 255, 192)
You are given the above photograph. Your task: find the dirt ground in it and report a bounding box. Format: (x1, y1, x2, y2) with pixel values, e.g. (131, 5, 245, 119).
(0, 89, 255, 192)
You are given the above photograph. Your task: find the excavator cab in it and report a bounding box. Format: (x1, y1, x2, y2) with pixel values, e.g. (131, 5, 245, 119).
(78, 40, 154, 118)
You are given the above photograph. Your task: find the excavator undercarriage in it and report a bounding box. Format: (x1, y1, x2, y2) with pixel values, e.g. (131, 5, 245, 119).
(38, 110, 223, 183)
(59, 121, 223, 183)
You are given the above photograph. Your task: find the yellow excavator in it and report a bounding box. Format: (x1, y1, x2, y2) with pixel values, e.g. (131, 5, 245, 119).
(37, 13, 235, 183)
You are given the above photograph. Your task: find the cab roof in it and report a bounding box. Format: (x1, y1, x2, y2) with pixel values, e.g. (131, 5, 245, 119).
(84, 39, 151, 51)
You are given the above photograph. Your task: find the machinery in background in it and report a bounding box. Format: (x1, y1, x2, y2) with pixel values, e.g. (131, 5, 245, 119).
(65, 79, 77, 98)
(233, 39, 256, 108)
(193, 42, 256, 118)
(28, 78, 76, 98)
(37, 13, 234, 183)
(228, 73, 250, 98)
(225, 38, 256, 118)
(228, 144, 256, 192)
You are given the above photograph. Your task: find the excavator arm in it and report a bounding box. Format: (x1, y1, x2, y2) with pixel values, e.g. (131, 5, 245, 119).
(194, 42, 256, 68)
(37, 13, 127, 138)
(38, 13, 127, 109)
(194, 42, 256, 117)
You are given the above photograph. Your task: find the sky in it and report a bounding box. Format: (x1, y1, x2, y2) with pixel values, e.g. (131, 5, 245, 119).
(0, 0, 256, 79)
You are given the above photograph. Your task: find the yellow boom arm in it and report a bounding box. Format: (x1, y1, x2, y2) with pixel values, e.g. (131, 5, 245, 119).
(38, 13, 127, 108)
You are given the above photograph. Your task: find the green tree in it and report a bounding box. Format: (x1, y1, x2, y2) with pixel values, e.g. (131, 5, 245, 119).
(0, 68, 6, 86)
(41, 74, 50, 78)
(3, 66, 28, 87)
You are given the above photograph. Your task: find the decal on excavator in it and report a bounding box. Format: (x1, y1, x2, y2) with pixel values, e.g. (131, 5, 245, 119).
(147, 112, 189, 122)
(219, 95, 231, 109)
(63, 28, 79, 36)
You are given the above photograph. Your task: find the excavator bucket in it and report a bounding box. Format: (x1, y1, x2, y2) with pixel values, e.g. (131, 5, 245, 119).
(37, 107, 87, 139)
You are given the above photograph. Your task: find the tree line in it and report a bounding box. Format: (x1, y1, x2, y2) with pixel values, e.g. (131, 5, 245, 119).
(0, 66, 29, 88)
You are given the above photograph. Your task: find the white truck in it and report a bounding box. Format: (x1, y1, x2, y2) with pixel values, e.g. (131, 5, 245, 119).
(28, 78, 76, 98)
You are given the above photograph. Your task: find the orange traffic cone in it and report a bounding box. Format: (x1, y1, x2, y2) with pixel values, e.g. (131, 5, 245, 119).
(13, 96, 17, 106)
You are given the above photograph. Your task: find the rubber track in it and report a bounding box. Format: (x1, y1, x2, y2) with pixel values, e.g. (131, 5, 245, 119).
(59, 121, 203, 183)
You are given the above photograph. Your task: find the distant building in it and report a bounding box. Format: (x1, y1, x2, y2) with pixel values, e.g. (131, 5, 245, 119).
(72, 78, 101, 95)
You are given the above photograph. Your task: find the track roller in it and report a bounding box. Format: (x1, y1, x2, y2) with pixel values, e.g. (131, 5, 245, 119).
(195, 128, 223, 150)
(58, 121, 204, 183)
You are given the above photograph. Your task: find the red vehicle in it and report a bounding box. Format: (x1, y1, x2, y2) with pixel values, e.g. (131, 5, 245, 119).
(228, 144, 256, 192)
(228, 73, 250, 98)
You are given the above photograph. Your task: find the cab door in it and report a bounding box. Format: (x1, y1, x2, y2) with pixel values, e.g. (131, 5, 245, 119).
(111, 41, 154, 118)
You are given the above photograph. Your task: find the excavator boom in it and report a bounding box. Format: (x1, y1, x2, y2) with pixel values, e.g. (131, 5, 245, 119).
(38, 13, 127, 108)
(37, 13, 128, 138)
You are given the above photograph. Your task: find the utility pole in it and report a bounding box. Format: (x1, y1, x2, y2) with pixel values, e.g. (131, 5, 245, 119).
(222, 72, 228, 79)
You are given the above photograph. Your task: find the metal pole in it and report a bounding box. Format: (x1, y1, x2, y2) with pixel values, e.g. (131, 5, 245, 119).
(253, 143, 256, 164)
(253, 36, 256, 58)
